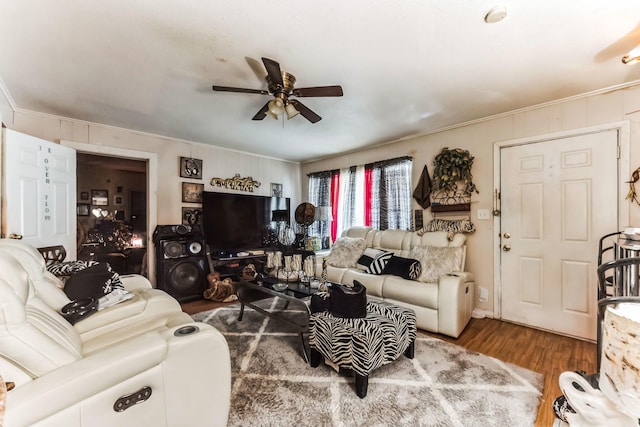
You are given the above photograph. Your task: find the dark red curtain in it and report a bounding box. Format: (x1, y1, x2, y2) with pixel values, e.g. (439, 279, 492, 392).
(330, 171, 340, 242)
(364, 166, 373, 226)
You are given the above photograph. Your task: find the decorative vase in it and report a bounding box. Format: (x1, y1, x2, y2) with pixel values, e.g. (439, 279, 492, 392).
(318, 259, 328, 292)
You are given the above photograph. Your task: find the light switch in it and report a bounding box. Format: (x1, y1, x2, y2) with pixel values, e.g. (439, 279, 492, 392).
(477, 209, 491, 220)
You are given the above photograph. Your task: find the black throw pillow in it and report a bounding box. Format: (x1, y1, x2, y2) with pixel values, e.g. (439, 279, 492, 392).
(63, 263, 119, 300)
(382, 256, 422, 280)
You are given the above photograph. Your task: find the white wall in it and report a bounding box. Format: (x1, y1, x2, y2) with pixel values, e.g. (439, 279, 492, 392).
(301, 84, 640, 315)
(2, 109, 302, 228)
(0, 87, 302, 286)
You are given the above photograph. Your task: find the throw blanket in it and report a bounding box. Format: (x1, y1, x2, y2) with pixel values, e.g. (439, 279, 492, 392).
(417, 218, 475, 241)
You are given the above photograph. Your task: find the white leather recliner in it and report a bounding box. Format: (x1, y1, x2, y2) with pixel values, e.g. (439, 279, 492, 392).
(0, 246, 231, 426)
(0, 239, 194, 352)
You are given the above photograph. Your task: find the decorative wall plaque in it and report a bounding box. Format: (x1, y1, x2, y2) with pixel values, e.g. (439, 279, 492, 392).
(210, 174, 261, 192)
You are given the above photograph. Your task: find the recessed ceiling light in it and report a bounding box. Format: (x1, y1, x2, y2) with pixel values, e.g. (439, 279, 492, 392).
(485, 6, 507, 24)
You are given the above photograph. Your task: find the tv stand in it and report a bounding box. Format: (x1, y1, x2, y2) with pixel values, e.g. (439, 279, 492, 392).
(210, 253, 267, 281)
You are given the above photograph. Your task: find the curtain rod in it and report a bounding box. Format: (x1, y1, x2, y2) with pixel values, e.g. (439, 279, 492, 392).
(307, 156, 412, 177)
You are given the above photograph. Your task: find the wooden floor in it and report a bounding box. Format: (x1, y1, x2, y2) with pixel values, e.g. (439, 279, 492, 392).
(182, 298, 596, 426)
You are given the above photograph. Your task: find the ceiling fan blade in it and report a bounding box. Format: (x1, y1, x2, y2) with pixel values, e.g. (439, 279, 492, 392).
(251, 102, 271, 120)
(293, 85, 343, 97)
(212, 85, 269, 95)
(262, 57, 284, 88)
(290, 99, 322, 123)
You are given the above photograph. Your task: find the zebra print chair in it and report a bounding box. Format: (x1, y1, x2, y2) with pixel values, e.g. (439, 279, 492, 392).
(309, 300, 416, 398)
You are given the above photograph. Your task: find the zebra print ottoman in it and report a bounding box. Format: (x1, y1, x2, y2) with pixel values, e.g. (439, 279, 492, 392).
(309, 300, 417, 398)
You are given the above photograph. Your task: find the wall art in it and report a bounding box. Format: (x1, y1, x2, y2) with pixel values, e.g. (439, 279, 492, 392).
(80, 191, 89, 201)
(113, 195, 124, 205)
(182, 182, 204, 203)
(77, 203, 89, 216)
(182, 207, 202, 225)
(91, 189, 109, 206)
(180, 157, 203, 179)
(210, 174, 261, 193)
(271, 183, 283, 197)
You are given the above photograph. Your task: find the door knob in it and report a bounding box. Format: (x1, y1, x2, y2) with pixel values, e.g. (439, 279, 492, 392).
(9, 234, 23, 240)
(503, 232, 511, 239)
(502, 244, 511, 252)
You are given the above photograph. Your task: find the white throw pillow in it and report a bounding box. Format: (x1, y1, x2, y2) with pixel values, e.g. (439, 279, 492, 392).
(326, 237, 368, 268)
(409, 245, 463, 283)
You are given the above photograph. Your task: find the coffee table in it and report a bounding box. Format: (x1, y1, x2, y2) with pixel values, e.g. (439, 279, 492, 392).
(235, 278, 316, 362)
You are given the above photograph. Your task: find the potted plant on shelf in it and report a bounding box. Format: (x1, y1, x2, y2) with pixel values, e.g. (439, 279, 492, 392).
(431, 147, 478, 211)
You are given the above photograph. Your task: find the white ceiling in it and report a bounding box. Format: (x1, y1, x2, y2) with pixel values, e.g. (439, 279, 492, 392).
(2, 1, 640, 163)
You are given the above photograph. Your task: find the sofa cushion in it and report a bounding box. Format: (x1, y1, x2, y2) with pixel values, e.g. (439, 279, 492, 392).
(382, 275, 439, 310)
(356, 248, 393, 274)
(410, 245, 463, 283)
(326, 237, 367, 268)
(382, 256, 422, 280)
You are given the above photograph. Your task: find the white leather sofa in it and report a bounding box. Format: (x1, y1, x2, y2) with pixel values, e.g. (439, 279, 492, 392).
(0, 239, 193, 353)
(0, 242, 231, 426)
(317, 227, 475, 338)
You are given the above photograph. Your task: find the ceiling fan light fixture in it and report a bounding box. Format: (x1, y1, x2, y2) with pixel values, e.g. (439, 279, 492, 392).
(268, 98, 285, 115)
(285, 103, 300, 120)
(622, 46, 640, 65)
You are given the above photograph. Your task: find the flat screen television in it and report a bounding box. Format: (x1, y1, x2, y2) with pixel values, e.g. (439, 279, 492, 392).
(202, 191, 290, 255)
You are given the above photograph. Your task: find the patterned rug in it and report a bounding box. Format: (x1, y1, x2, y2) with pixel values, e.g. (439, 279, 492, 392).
(192, 299, 543, 427)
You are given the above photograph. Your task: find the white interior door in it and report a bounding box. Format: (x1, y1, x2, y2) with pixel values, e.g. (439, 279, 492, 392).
(2, 129, 77, 256)
(499, 130, 618, 340)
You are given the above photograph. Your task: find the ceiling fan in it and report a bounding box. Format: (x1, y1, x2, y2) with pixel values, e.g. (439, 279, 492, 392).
(212, 57, 343, 123)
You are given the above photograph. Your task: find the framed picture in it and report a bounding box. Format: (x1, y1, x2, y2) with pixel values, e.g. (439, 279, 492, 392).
(180, 157, 203, 179)
(182, 182, 204, 203)
(182, 207, 202, 225)
(80, 191, 89, 201)
(113, 195, 124, 205)
(116, 186, 123, 194)
(414, 209, 424, 230)
(77, 203, 90, 216)
(91, 189, 109, 206)
(271, 183, 283, 198)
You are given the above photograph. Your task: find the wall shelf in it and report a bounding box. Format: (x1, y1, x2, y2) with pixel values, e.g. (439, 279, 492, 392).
(430, 203, 470, 213)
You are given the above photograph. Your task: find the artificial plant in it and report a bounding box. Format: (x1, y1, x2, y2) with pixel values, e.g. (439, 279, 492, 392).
(432, 147, 479, 196)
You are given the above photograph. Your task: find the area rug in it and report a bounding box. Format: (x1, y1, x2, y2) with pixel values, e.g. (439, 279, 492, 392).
(192, 299, 543, 426)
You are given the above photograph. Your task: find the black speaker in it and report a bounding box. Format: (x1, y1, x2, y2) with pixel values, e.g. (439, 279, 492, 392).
(153, 224, 203, 242)
(154, 224, 208, 302)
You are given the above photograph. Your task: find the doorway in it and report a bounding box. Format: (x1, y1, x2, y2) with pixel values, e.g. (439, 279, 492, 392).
(494, 122, 629, 340)
(76, 153, 147, 275)
(62, 140, 158, 283)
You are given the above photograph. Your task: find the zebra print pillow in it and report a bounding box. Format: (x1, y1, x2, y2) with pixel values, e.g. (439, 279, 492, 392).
(382, 256, 422, 280)
(356, 248, 393, 274)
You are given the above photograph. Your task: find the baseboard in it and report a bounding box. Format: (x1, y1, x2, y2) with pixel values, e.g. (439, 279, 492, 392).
(471, 308, 493, 319)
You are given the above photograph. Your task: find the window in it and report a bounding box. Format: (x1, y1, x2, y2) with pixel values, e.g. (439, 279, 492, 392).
(308, 157, 412, 245)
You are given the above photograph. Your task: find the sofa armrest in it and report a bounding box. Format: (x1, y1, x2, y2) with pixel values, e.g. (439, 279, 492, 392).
(437, 272, 475, 338)
(119, 274, 153, 291)
(6, 331, 168, 425)
(6, 322, 230, 427)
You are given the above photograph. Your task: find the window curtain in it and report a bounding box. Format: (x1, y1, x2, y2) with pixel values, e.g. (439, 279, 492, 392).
(308, 171, 333, 245)
(366, 157, 413, 230)
(308, 156, 412, 244)
(335, 166, 365, 237)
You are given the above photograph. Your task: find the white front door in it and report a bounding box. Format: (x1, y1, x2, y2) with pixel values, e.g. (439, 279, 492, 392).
(3, 129, 77, 256)
(499, 129, 618, 340)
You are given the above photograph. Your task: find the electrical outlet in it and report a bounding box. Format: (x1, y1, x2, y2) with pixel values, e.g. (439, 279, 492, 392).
(477, 209, 491, 220)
